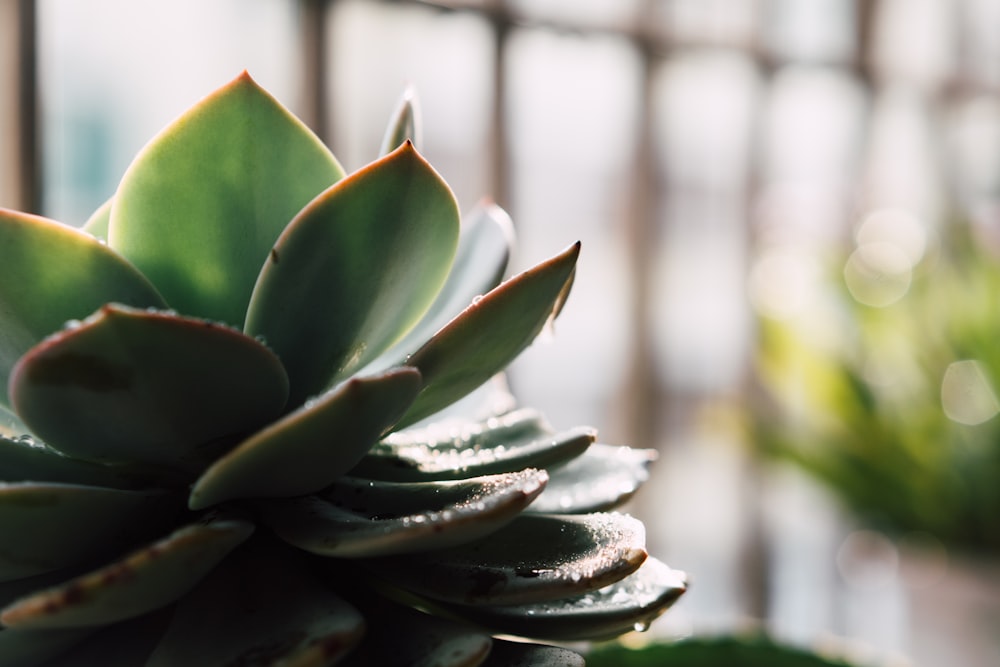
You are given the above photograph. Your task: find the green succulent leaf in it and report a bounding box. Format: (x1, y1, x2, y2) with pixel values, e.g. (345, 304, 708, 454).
(147, 540, 364, 667)
(380, 86, 422, 155)
(0, 513, 254, 629)
(260, 468, 548, 558)
(527, 444, 657, 514)
(366, 512, 647, 606)
(9, 304, 289, 470)
(245, 141, 460, 407)
(0, 209, 166, 407)
(481, 639, 585, 667)
(80, 198, 112, 241)
(0, 482, 180, 582)
(353, 408, 594, 482)
(0, 434, 184, 490)
(443, 557, 687, 642)
(363, 201, 515, 376)
(333, 594, 492, 667)
(108, 71, 345, 327)
(188, 367, 421, 510)
(397, 242, 580, 428)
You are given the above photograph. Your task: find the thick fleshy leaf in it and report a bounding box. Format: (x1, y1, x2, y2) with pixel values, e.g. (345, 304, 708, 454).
(365, 513, 647, 606)
(363, 201, 514, 376)
(188, 368, 421, 510)
(9, 305, 289, 469)
(441, 557, 687, 641)
(0, 209, 166, 406)
(0, 434, 182, 489)
(379, 86, 421, 155)
(480, 640, 585, 667)
(527, 444, 657, 514)
(109, 71, 345, 326)
(261, 468, 548, 558)
(80, 197, 112, 241)
(351, 408, 594, 482)
(334, 595, 492, 667)
(147, 540, 364, 667)
(0, 513, 254, 629)
(0, 482, 180, 582)
(397, 242, 580, 428)
(245, 141, 460, 406)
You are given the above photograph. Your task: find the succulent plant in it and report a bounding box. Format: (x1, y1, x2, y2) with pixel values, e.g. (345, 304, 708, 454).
(0, 72, 685, 666)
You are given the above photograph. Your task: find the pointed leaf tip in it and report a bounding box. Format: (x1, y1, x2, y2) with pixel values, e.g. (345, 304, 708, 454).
(396, 241, 581, 428)
(245, 144, 460, 405)
(109, 73, 344, 327)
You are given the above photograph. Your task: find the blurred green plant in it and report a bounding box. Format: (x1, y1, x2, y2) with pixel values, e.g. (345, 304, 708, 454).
(752, 219, 1000, 555)
(587, 635, 871, 667)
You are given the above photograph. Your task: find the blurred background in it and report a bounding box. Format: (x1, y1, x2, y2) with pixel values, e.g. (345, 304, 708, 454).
(2, 1, 1000, 665)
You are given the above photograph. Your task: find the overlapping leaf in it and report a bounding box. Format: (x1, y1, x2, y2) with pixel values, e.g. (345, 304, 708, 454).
(245, 142, 460, 406)
(9, 305, 289, 469)
(0, 209, 165, 406)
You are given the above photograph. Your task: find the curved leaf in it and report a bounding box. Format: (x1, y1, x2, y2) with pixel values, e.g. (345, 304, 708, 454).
(0, 513, 254, 629)
(442, 557, 687, 642)
(527, 444, 657, 514)
(109, 71, 345, 326)
(0, 434, 183, 489)
(9, 305, 289, 469)
(147, 540, 364, 667)
(261, 468, 547, 557)
(188, 368, 421, 510)
(0, 209, 166, 406)
(0, 482, 179, 582)
(397, 242, 580, 428)
(245, 141, 460, 406)
(379, 85, 422, 155)
(365, 513, 647, 606)
(363, 201, 514, 376)
(352, 408, 594, 482)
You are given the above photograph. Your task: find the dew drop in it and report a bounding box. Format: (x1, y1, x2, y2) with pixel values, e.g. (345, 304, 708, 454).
(632, 620, 650, 633)
(63, 319, 82, 330)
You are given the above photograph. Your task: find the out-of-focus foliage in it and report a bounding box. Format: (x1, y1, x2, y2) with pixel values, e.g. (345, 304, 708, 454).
(753, 221, 1000, 555)
(587, 635, 871, 667)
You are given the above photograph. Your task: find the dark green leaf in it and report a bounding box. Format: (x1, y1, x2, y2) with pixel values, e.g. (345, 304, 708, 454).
(261, 468, 547, 557)
(188, 368, 421, 509)
(0, 482, 180, 582)
(366, 513, 647, 606)
(352, 408, 593, 482)
(1, 513, 253, 629)
(9, 305, 289, 470)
